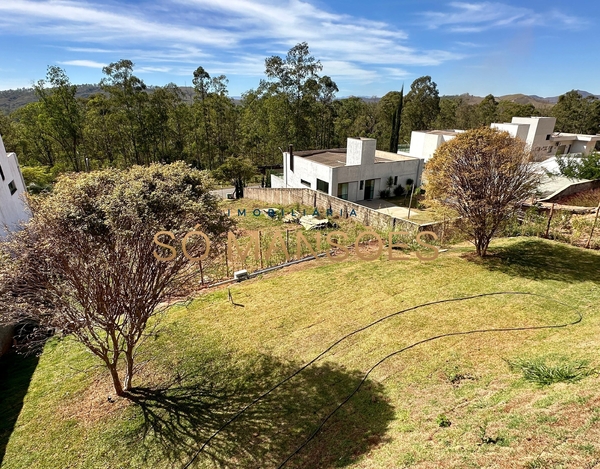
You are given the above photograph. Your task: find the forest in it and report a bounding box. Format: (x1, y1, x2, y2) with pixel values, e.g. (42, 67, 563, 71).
(0, 42, 598, 188)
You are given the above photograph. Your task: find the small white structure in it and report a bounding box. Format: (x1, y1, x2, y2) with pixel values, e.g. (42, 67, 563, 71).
(271, 137, 423, 202)
(0, 134, 29, 238)
(408, 116, 600, 162)
(403, 129, 465, 161)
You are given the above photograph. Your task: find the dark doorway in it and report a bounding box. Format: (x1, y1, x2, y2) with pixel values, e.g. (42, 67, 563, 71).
(364, 179, 375, 199)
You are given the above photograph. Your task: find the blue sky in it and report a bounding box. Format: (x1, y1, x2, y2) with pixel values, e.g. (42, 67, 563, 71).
(0, 0, 597, 97)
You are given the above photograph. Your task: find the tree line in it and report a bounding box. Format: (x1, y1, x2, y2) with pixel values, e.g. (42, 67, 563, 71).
(0, 42, 598, 184)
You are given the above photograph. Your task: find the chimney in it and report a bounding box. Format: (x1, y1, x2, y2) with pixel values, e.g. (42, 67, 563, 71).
(346, 137, 376, 166)
(288, 144, 294, 172)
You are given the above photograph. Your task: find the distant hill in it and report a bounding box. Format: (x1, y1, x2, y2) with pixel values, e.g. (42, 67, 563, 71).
(1, 85, 598, 115)
(544, 90, 600, 104)
(445, 93, 555, 108)
(0, 85, 104, 114)
(0, 85, 239, 114)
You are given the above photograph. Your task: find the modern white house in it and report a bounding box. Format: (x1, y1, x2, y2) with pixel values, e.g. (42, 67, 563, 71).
(271, 137, 423, 202)
(0, 134, 29, 238)
(492, 117, 600, 159)
(406, 116, 600, 162)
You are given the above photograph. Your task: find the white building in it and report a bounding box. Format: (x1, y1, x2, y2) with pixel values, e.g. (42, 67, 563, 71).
(0, 134, 29, 238)
(402, 129, 465, 161)
(492, 117, 600, 159)
(407, 116, 600, 162)
(271, 137, 423, 202)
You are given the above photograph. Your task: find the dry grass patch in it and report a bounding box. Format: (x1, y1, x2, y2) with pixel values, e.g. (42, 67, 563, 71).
(2, 237, 600, 468)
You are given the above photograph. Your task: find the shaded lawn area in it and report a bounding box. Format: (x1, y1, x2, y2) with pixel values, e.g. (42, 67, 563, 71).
(0, 353, 39, 466)
(2, 237, 600, 468)
(468, 237, 600, 283)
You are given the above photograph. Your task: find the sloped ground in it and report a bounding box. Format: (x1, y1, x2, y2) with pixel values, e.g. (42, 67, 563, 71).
(1, 237, 600, 469)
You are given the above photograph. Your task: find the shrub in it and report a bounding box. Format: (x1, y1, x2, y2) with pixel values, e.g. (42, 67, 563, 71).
(393, 184, 405, 197)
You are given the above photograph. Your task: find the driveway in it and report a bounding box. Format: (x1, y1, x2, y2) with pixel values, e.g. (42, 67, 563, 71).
(355, 198, 424, 221)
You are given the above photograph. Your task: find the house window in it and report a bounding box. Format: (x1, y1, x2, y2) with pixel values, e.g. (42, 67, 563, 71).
(546, 134, 551, 140)
(394, 176, 398, 185)
(289, 153, 294, 172)
(8, 180, 17, 195)
(338, 182, 349, 200)
(359, 180, 364, 190)
(300, 179, 311, 188)
(316, 178, 329, 194)
(0, 164, 4, 181)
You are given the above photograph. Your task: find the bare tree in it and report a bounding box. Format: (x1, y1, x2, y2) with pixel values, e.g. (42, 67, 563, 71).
(425, 127, 540, 256)
(0, 162, 232, 396)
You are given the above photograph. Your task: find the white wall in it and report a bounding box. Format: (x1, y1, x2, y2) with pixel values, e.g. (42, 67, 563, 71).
(511, 117, 557, 157)
(346, 138, 376, 166)
(409, 132, 443, 161)
(283, 150, 333, 195)
(333, 157, 421, 200)
(0, 135, 29, 238)
(491, 122, 530, 141)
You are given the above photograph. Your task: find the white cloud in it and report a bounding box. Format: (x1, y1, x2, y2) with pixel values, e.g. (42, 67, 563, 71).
(422, 2, 585, 32)
(0, 0, 465, 85)
(136, 66, 173, 73)
(59, 59, 107, 68)
(0, 0, 236, 47)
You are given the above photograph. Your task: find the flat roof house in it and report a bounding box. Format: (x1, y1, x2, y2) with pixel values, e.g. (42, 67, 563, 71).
(407, 117, 600, 162)
(492, 117, 600, 159)
(271, 137, 423, 202)
(0, 134, 29, 238)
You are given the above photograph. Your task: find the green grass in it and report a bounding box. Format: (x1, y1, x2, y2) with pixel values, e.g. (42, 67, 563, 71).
(506, 357, 596, 386)
(2, 237, 600, 468)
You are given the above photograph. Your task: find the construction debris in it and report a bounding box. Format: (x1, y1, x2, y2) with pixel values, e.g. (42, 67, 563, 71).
(283, 211, 301, 224)
(262, 208, 279, 219)
(299, 215, 329, 230)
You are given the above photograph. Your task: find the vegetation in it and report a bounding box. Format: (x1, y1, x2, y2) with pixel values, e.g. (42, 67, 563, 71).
(425, 127, 540, 256)
(556, 187, 600, 207)
(400, 76, 440, 141)
(2, 44, 591, 184)
(0, 163, 233, 396)
(556, 151, 600, 180)
(506, 356, 595, 386)
(551, 90, 600, 135)
(1, 237, 600, 468)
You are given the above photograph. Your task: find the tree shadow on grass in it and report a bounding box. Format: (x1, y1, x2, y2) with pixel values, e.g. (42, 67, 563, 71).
(466, 238, 600, 283)
(126, 353, 394, 468)
(0, 353, 39, 465)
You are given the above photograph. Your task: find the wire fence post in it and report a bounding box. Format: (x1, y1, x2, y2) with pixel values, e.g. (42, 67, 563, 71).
(545, 203, 555, 238)
(585, 202, 600, 249)
(225, 248, 229, 279)
(259, 230, 263, 269)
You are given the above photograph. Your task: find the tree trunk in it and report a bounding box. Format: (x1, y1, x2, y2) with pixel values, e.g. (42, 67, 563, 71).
(108, 363, 125, 396)
(123, 348, 135, 392)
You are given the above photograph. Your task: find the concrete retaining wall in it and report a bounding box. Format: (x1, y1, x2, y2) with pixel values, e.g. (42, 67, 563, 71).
(244, 187, 441, 234)
(541, 179, 600, 203)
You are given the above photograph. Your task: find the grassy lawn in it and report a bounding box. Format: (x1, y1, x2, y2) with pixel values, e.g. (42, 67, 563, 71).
(2, 237, 600, 468)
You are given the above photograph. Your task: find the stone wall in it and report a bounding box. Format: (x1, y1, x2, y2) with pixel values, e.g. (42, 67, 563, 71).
(244, 187, 440, 234)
